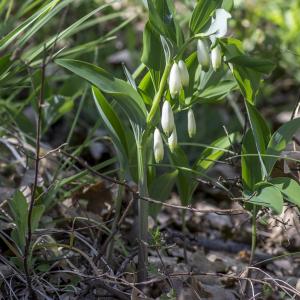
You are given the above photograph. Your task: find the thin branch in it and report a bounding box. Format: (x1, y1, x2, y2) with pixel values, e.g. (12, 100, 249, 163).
(23, 50, 47, 300)
(59, 150, 248, 216)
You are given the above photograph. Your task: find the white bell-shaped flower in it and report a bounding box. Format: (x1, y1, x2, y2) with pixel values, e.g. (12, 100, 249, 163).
(153, 128, 164, 163)
(188, 109, 196, 138)
(168, 127, 177, 153)
(205, 8, 232, 38)
(211, 45, 222, 71)
(161, 101, 174, 136)
(197, 39, 210, 72)
(178, 60, 189, 87)
(169, 62, 182, 98)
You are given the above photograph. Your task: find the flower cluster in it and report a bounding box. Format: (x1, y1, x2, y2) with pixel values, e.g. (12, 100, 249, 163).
(153, 8, 231, 163)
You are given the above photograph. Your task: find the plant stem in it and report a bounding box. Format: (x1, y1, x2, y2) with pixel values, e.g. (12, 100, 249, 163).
(249, 205, 257, 266)
(147, 62, 172, 125)
(243, 205, 257, 297)
(23, 54, 47, 300)
(137, 141, 149, 282)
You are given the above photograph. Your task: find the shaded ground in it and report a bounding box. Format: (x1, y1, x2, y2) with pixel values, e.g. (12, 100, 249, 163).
(1, 135, 300, 299)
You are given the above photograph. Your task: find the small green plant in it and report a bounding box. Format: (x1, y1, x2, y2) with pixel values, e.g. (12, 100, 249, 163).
(56, 0, 300, 282)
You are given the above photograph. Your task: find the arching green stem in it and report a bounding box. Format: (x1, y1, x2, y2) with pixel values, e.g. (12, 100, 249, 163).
(147, 62, 172, 124)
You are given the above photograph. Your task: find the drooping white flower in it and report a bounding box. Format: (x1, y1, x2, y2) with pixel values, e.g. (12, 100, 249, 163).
(211, 44, 222, 71)
(161, 101, 174, 136)
(188, 109, 196, 138)
(178, 60, 189, 87)
(168, 127, 177, 153)
(153, 128, 164, 163)
(197, 39, 210, 72)
(169, 62, 182, 98)
(205, 8, 232, 39)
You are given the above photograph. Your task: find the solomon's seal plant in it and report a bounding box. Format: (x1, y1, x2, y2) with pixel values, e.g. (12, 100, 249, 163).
(56, 0, 300, 282)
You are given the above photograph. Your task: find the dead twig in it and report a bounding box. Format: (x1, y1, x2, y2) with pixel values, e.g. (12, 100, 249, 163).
(59, 150, 248, 216)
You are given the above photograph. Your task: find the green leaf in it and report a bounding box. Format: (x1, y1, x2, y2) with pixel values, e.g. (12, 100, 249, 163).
(246, 102, 271, 153)
(55, 59, 147, 129)
(228, 56, 275, 74)
(220, 38, 274, 104)
(23, 4, 111, 62)
(147, 0, 178, 44)
(149, 170, 178, 217)
(9, 191, 28, 250)
(31, 205, 45, 232)
(0, 0, 67, 51)
(241, 130, 263, 191)
(138, 70, 155, 106)
(249, 185, 283, 214)
(222, 0, 234, 11)
(270, 177, 300, 208)
(265, 118, 300, 174)
(141, 22, 165, 71)
(245, 102, 270, 179)
(194, 133, 237, 171)
(188, 65, 237, 105)
(0, 54, 11, 77)
(92, 87, 130, 165)
(17, 0, 74, 48)
(231, 64, 261, 104)
(193, 80, 237, 104)
(189, 0, 222, 35)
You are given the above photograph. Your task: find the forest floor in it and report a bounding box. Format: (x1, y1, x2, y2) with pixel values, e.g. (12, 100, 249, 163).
(1, 140, 300, 300)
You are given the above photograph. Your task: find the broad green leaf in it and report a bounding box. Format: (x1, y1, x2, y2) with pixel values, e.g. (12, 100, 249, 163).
(188, 64, 236, 106)
(241, 130, 263, 191)
(249, 185, 283, 214)
(9, 191, 28, 250)
(9, 191, 28, 225)
(138, 70, 155, 106)
(246, 102, 271, 153)
(194, 133, 237, 171)
(149, 170, 178, 217)
(31, 205, 45, 232)
(245, 102, 270, 179)
(228, 56, 274, 74)
(231, 64, 261, 104)
(221, 39, 274, 74)
(270, 177, 300, 207)
(92, 87, 129, 164)
(189, 0, 222, 35)
(147, 0, 177, 44)
(193, 80, 237, 104)
(141, 22, 165, 71)
(265, 118, 300, 174)
(55, 59, 147, 129)
(220, 38, 274, 104)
